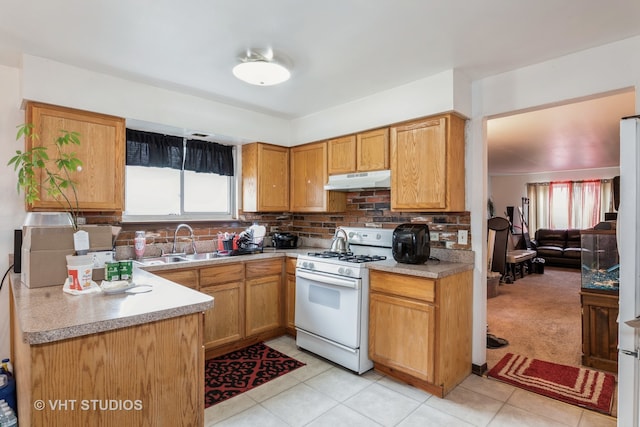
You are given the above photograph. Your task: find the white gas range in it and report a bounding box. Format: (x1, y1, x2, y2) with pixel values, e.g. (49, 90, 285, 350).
(295, 227, 393, 374)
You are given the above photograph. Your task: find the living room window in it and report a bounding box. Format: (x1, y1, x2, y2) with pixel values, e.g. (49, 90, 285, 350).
(527, 179, 614, 232)
(123, 129, 236, 221)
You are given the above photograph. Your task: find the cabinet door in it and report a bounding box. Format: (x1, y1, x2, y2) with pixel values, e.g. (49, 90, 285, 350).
(391, 117, 447, 210)
(202, 281, 244, 348)
(290, 141, 327, 212)
(246, 274, 282, 336)
(357, 128, 389, 171)
(26, 102, 125, 212)
(285, 273, 296, 333)
(369, 292, 435, 382)
(242, 143, 289, 212)
(390, 114, 465, 211)
(581, 291, 619, 372)
(154, 269, 198, 289)
(328, 135, 356, 175)
(290, 142, 345, 212)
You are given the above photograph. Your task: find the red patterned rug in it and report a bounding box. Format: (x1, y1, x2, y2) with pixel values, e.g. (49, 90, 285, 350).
(204, 342, 305, 407)
(488, 353, 616, 414)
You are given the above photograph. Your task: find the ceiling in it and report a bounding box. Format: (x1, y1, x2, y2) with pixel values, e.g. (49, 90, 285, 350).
(0, 1, 639, 173)
(487, 90, 636, 175)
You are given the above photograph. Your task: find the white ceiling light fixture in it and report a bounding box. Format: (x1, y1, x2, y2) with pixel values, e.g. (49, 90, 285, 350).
(232, 49, 291, 86)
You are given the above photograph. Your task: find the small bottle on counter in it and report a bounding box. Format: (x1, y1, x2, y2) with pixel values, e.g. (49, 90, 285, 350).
(134, 231, 146, 260)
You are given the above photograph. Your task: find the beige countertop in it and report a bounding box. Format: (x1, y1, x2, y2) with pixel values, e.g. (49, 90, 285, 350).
(11, 247, 472, 346)
(366, 259, 474, 278)
(10, 266, 214, 345)
(138, 248, 472, 279)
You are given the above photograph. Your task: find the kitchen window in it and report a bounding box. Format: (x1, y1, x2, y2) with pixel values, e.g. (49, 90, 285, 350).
(123, 129, 236, 221)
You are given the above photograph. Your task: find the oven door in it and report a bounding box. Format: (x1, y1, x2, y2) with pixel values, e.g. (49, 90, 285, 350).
(295, 269, 361, 349)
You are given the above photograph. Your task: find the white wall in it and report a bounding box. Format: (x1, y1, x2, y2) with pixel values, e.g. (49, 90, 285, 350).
(489, 167, 620, 230)
(290, 69, 472, 144)
(0, 64, 27, 360)
(21, 55, 292, 146)
(469, 35, 640, 372)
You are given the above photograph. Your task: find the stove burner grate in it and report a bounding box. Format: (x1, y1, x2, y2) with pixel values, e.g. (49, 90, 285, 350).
(305, 251, 387, 263)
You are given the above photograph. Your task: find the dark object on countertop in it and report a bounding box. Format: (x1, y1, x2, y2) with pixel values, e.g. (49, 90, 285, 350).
(13, 229, 22, 274)
(487, 334, 509, 349)
(273, 232, 298, 249)
(392, 223, 430, 264)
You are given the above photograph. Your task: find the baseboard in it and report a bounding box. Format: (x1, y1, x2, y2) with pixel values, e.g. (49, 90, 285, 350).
(472, 363, 487, 376)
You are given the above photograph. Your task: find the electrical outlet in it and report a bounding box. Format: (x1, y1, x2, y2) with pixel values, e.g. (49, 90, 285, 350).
(457, 230, 469, 245)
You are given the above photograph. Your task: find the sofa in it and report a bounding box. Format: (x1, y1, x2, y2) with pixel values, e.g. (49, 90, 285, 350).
(531, 229, 584, 268)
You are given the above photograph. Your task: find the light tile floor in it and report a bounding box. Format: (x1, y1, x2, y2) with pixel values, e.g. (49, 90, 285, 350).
(205, 336, 617, 427)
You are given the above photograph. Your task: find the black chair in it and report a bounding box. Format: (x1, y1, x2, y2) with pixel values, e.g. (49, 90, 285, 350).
(488, 217, 510, 281)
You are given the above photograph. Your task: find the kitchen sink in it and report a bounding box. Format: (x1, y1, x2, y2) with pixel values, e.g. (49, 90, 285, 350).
(137, 255, 190, 265)
(137, 252, 222, 266)
(184, 252, 219, 261)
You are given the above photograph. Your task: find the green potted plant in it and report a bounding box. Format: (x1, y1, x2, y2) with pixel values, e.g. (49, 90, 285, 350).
(8, 123, 83, 230)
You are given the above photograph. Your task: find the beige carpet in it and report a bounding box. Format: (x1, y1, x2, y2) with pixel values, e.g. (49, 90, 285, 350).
(486, 266, 582, 369)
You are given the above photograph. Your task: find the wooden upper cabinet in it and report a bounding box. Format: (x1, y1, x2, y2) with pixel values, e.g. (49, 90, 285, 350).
(357, 128, 389, 172)
(242, 142, 289, 212)
(328, 129, 389, 175)
(25, 102, 125, 212)
(290, 141, 346, 212)
(390, 114, 465, 212)
(328, 135, 356, 174)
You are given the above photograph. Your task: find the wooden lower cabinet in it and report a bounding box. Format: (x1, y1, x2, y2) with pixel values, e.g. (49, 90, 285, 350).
(200, 263, 246, 349)
(369, 269, 473, 397)
(245, 275, 282, 336)
(369, 292, 436, 382)
(201, 281, 244, 348)
(581, 290, 619, 372)
(13, 307, 203, 426)
(153, 258, 286, 358)
(285, 257, 297, 335)
(245, 259, 284, 337)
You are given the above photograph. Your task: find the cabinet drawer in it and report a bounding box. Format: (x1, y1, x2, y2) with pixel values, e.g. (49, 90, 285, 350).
(246, 259, 282, 279)
(370, 270, 435, 303)
(155, 269, 198, 289)
(200, 263, 244, 286)
(286, 257, 297, 275)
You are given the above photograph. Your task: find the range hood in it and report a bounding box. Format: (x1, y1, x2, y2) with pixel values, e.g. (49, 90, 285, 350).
(324, 170, 391, 191)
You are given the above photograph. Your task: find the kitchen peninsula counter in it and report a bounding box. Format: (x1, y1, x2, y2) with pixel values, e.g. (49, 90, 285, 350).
(10, 266, 213, 344)
(9, 267, 213, 427)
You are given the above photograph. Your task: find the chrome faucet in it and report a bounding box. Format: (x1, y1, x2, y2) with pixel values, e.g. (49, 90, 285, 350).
(172, 223, 197, 254)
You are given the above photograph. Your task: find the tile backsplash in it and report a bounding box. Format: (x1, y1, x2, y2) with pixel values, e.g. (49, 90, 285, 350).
(106, 189, 471, 257)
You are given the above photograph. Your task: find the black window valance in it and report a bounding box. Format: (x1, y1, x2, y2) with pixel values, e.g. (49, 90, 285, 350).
(126, 129, 234, 176)
(126, 129, 184, 170)
(184, 139, 234, 176)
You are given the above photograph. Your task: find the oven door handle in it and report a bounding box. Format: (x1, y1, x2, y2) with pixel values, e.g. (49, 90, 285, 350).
(296, 270, 360, 290)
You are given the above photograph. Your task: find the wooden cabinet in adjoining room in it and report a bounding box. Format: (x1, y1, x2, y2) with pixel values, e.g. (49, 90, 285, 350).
(369, 269, 473, 397)
(580, 290, 619, 372)
(390, 113, 465, 212)
(245, 258, 284, 337)
(200, 263, 245, 349)
(25, 101, 125, 212)
(290, 141, 346, 212)
(327, 129, 389, 175)
(242, 142, 289, 212)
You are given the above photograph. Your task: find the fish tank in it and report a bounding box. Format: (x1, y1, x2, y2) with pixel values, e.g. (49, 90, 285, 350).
(580, 229, 619, 292)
